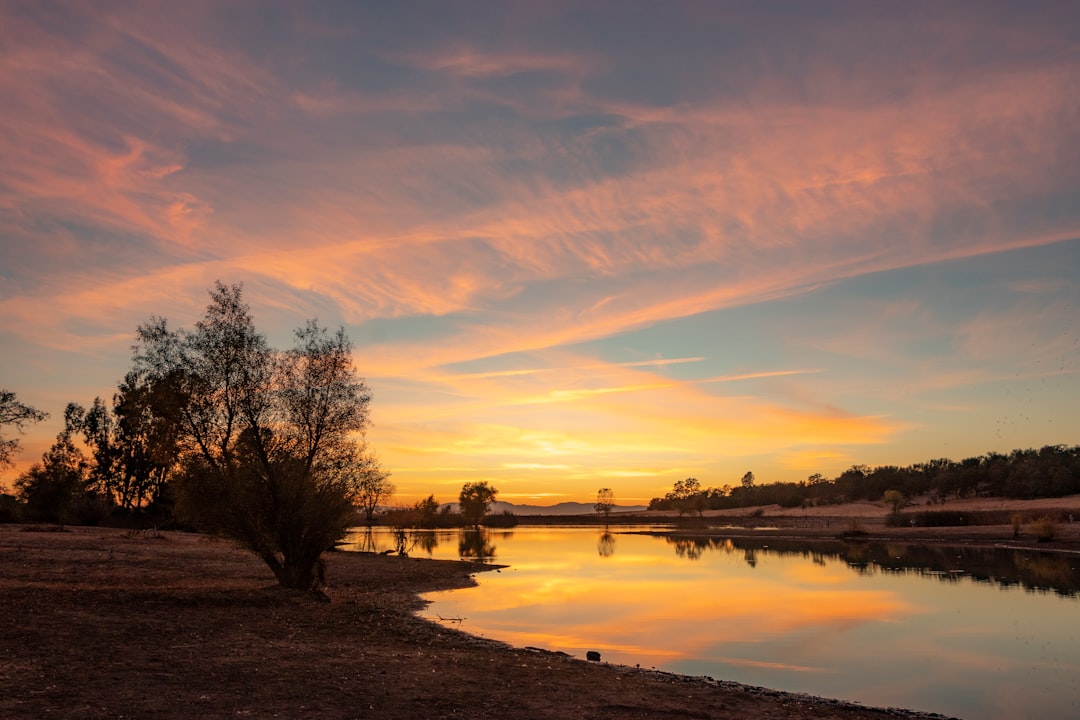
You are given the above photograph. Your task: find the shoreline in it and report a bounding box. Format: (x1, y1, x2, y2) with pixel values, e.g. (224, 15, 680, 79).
(2, 524, 962, 719)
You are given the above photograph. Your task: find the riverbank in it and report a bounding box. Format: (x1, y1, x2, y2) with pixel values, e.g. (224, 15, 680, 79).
(1, 525, 953, 719)
(626, 494, 1080, 554)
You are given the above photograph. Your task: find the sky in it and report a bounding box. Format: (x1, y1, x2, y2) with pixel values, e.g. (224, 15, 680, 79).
(1, 1, 1079, 505)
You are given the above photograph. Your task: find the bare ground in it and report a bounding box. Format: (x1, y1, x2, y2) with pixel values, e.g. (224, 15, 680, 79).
(0, 524, 959, 720)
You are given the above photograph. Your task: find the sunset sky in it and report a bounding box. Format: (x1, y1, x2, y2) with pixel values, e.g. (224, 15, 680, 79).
(2, 1, 1078, 504)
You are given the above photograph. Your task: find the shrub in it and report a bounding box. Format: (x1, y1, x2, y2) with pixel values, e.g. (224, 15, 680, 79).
(1029, 516, 1057, 543)
(0, 493, 22, 523)
(482, 510, 519, 528)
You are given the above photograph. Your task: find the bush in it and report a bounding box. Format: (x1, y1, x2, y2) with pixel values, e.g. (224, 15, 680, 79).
(1029, 516, 1057, 543)
(482, 510, 519, 528)
(0, 493, 22, 523)
(69, 492, 114, 526)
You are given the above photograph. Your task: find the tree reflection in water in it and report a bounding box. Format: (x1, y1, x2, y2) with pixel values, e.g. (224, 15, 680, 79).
(597, 529, 615, 557)
(661, 534, 1080, 596)
(459, 528, 497, 561)
(351, 527, 379, 554)
(410, 530, 439, 556)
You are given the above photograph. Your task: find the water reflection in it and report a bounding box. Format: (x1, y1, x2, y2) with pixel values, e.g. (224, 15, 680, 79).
(341, 527, 504, 562)
(658, 534, 1080, 596)
(420, 527, 1080, 720)
(459, 529, 498, 561)
(597, 529, 615, 557)
(349, 527, 379, 554)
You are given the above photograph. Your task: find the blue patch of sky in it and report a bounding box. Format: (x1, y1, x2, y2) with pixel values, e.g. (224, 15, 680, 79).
(185, 139, 280, 171)
(997, 186, 1080, 239)
(542, 113, 627, 136)
(572, 239, 1080, 397)
(351, 312, 469, 349)
(0, 218, 178, 291)
(101, 33, 196, 97)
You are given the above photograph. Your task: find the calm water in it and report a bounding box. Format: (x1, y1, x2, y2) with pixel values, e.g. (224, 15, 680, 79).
(342, 526, 1080, 719)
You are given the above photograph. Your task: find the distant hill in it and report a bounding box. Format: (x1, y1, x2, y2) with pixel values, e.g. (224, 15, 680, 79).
(489, 501, 647, 516)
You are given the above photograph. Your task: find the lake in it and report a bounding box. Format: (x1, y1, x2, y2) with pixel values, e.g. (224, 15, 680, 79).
(342, 526, 1080, 719)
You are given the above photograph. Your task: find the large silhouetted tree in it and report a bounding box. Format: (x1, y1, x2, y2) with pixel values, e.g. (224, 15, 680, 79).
(131, 282, 372, 591)
(0, 390, 48, 472)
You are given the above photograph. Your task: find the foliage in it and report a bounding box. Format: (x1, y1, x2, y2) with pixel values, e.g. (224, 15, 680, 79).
(1029, 516, 1057, 543)
(659, 477, 706, 516)
(647, 445, 1080, 512)
(384, 494, 456, 529)
(458, 481, 497, 527)
(413, 494, 442, 526)
(0, 493, 21, 523)
(482, 510, 519, 528)
(131, 282, 372, 591)
(594, 487, 615, 518)
(66, 378, 182, 512)
(353, 454, 394, 524)
(0, 389, 49, 472)
(14, 409, 91, 524)
(883, 489, 905, 515)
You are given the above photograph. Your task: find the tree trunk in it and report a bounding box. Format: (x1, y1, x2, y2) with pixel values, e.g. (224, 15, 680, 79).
(261, 550, 326, 593)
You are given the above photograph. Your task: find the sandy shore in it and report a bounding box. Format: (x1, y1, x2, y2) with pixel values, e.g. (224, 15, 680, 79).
(0, 524, 962, 719)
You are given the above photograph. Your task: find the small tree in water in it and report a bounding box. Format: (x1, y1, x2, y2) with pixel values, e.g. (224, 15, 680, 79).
(132, 282, 373, 592)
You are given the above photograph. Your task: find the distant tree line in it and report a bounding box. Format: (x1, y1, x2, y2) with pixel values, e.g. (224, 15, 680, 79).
(649, 445, 1080, 513)
(380, 481, 514, 529)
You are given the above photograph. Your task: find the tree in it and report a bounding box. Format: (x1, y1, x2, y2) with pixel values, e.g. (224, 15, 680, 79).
(884, 489, 905, 515)
(595, 487, 615, 519)
(666, 477, 702, 516)
(66, 384, 180, 513)
(413, 494, 442, 528)
(14, 406, 89, 524)
(0, 390, 49, 472)
(132, 282, 373, 591)
(459, 481, 497, 527)
(353, 454, 394, 525)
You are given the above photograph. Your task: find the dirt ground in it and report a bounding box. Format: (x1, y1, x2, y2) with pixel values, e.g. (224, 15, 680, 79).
(0, 524, 967, 720)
